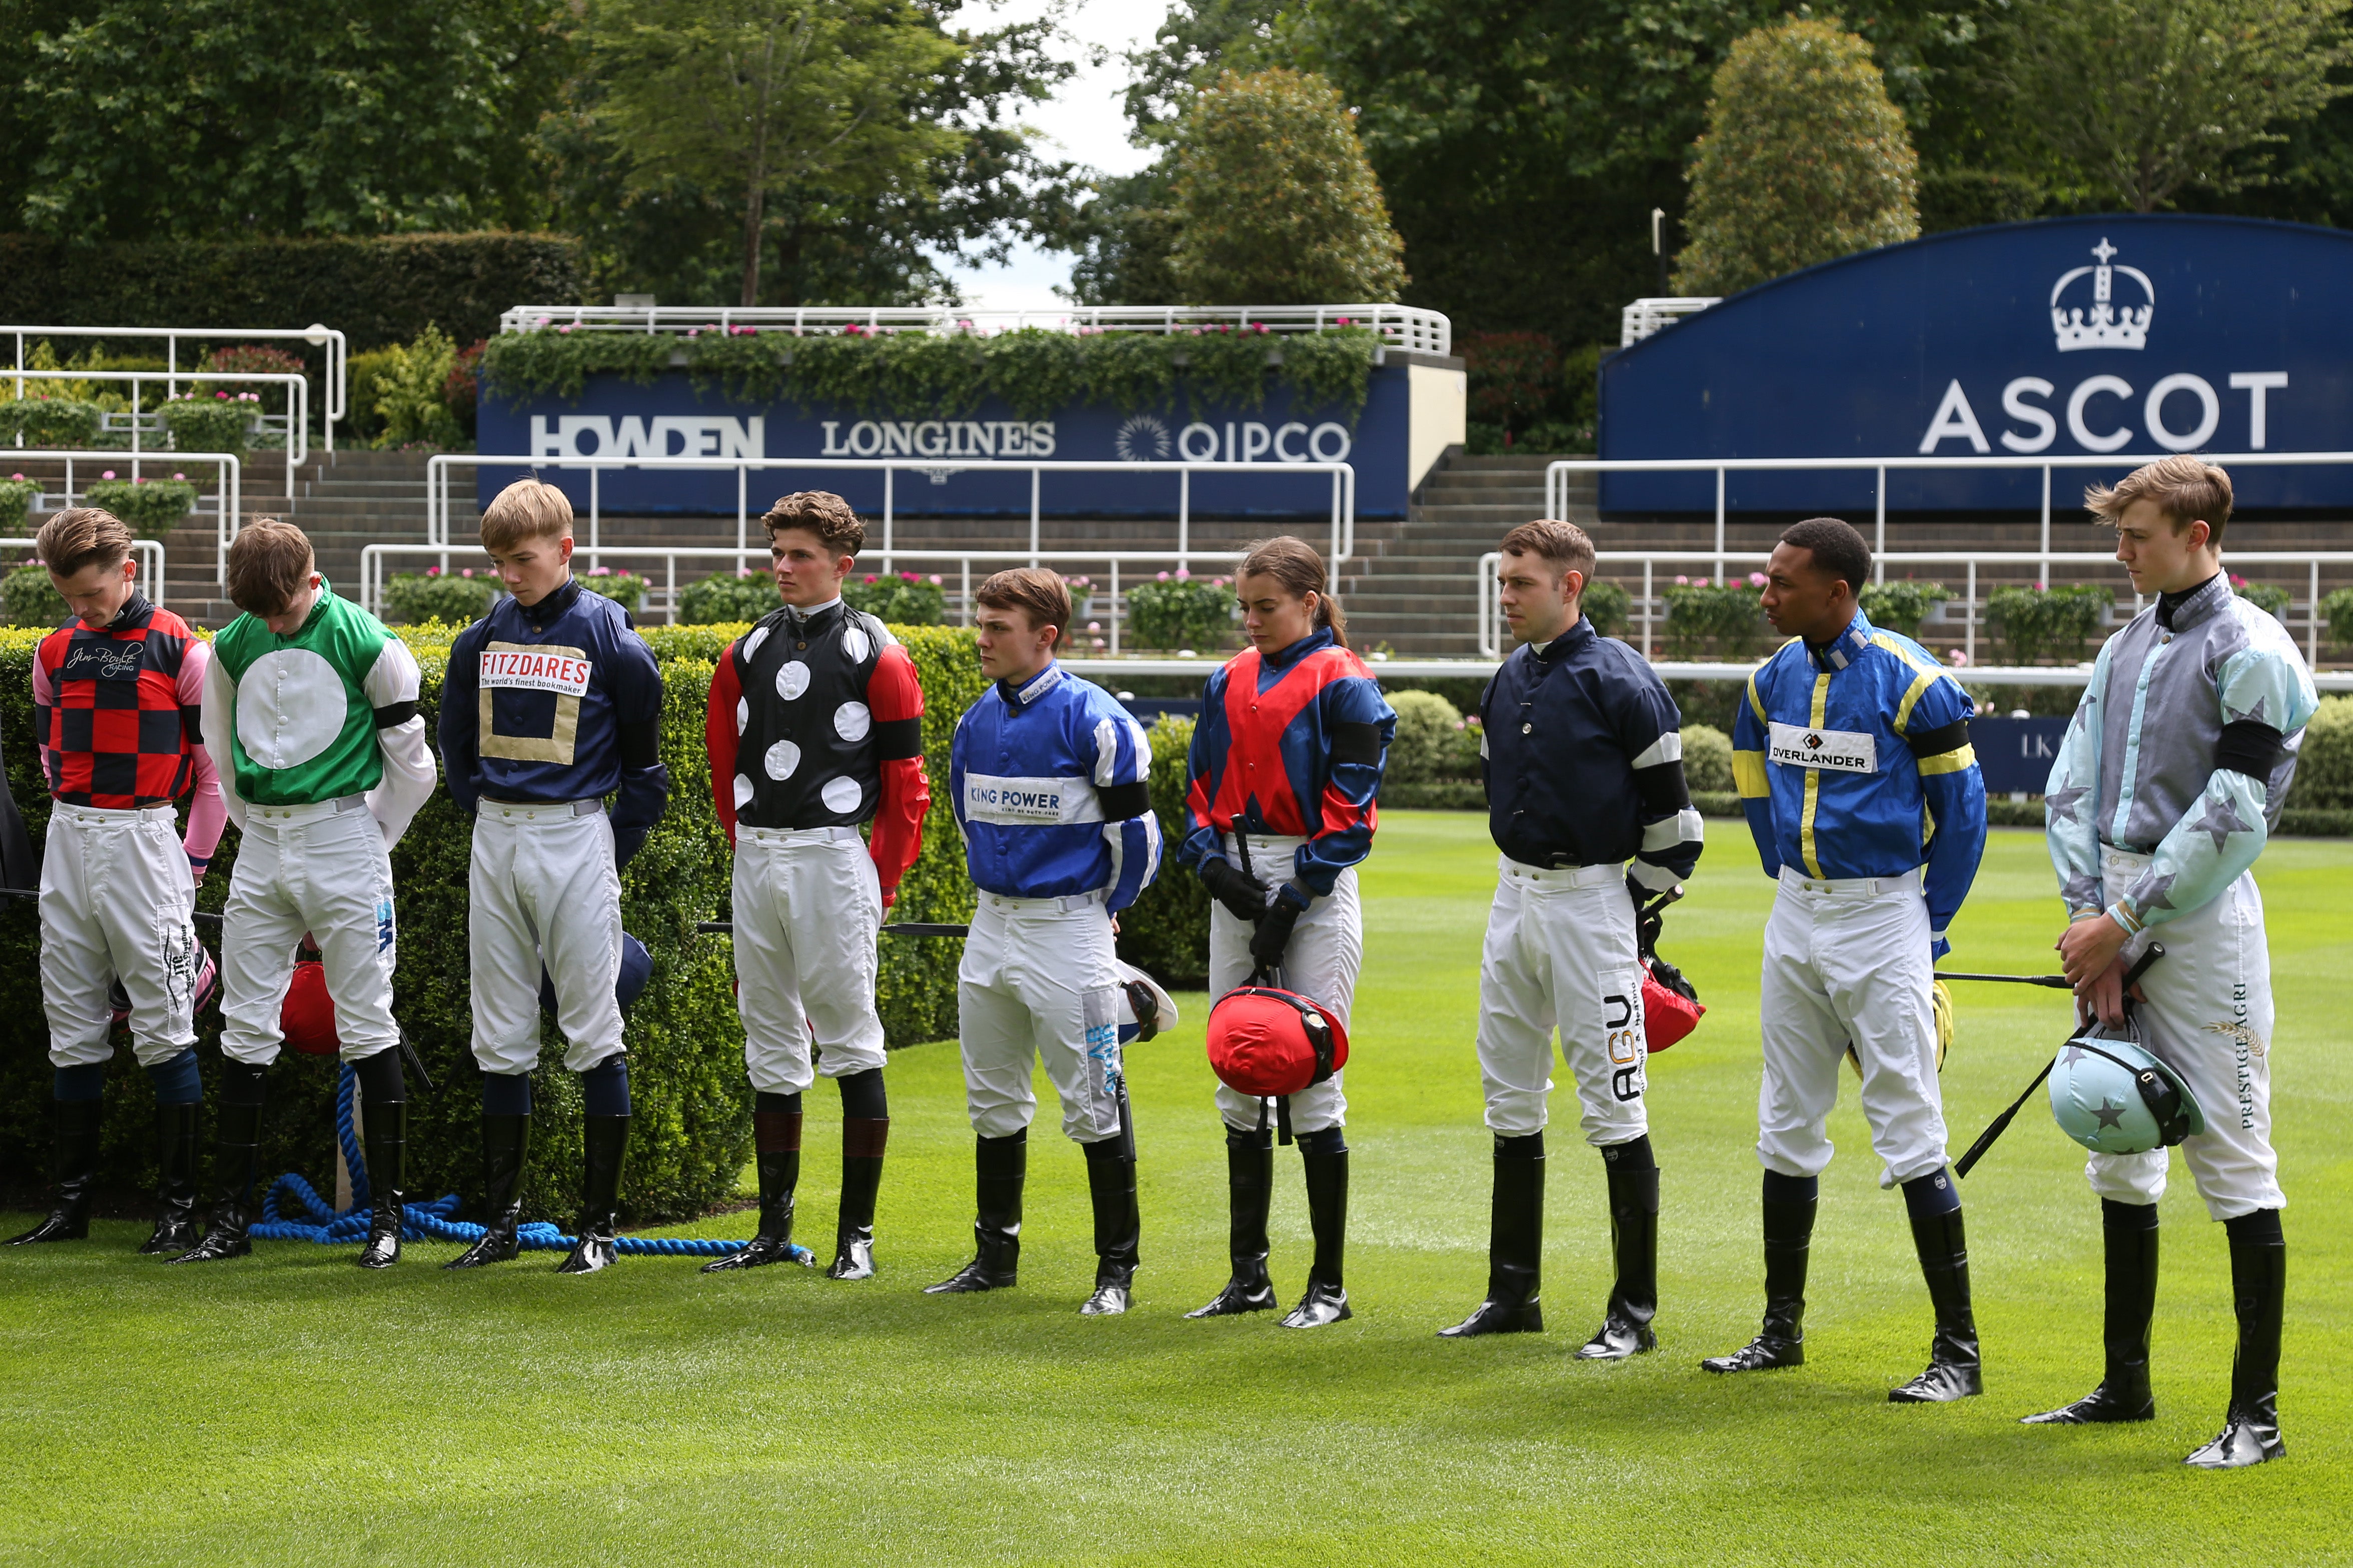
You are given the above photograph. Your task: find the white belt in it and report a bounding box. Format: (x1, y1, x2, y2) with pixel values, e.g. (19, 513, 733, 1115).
(1778, 865, 1921, 898)
(979, 888, 1105, 914)
(739, 824, 862, 845)
(248, 794, 368, 825)
(480, 798, 603, 823)
(1222, 831, 1304, 869)
(1500, 855, 1622, 889)
(2101, 845, 2154, 872)
(52, 801, 177, 824)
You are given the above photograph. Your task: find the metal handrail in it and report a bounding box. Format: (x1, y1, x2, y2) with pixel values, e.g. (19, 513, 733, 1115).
(6, 323, 346, 450)
(1619, 298, 1720, 346)
(3, 369, 307, 494)
(0, 450, 242, 587)
(0, 534, 166, 603)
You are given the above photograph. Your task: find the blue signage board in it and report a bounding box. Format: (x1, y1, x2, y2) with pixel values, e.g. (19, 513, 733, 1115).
(476, 361, 1427, 520)
(1598, 215, 2353, 514)
(1969, 716, 2070, 794)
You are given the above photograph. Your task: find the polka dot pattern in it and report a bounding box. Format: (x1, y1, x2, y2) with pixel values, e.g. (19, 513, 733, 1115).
(775, 660, 811, 701)
(763, 739, 802, 780)
(833, 701, 871, 743)
(821, 776, 864, 814)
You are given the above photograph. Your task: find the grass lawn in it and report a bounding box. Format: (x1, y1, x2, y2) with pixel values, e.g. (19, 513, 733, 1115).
(4, 814, 2350, 1565)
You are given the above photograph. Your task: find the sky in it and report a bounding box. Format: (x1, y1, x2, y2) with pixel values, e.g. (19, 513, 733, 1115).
(939, 0, 1170, 313)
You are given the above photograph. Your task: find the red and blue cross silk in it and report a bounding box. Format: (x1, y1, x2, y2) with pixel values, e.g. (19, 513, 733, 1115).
(33, 597, 204, 808)
(1180, 629, 1395, 898)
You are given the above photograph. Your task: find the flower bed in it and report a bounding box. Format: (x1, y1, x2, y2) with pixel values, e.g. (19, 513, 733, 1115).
(1663, 574, 1768, 658)
(160, 392, 260, 453)
(1125, 572, 1238, 652)
(81, 476, 197, 532)
(844, 571, 946, 626)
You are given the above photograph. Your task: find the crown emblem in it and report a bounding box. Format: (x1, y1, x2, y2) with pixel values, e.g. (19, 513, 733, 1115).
(2050, 238, 2153, 351)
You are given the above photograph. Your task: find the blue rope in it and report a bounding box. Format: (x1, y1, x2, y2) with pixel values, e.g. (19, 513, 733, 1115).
(336, 1062, 368, 1208)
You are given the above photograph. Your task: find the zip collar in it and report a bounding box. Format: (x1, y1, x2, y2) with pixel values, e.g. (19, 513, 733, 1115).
(518, 577, 582, 630)
(999, 660, 1064, 710)
(1805, 610, 1876, 673)
(2156, 572, 2228, 633)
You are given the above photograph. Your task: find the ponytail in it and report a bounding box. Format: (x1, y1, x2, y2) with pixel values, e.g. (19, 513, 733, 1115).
(1236, 536, 1348, 649)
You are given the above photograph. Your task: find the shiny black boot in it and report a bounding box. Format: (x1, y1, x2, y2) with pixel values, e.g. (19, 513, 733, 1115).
(355, 1096, 407, 1269)
(1890, 1205, 1982, 1402)
(139, 1102, 204, 1255)
(555, 1114, 629, 1274)
(1440, 1136, 1544, 1337)
(926, 1131, 1025, 1293)
(2024, 1199, 2158, 1423)
(2185, 1211, 2286, 1468)
(1702, 1180, 1813, 1373)
(7, 1097, 103, 1245)
(446, 1114, 530, 1270)
(1189, 1126, 1277, 1318)
(1280, 1134, 1351, 1329)
(702, 1102, 811, 1273)
(1080, 1137, 1140, 1316)
(167, 1064, 268, 1264)
(1579, 1151, 1660, 1359)
(826, 1116, 888, 1280)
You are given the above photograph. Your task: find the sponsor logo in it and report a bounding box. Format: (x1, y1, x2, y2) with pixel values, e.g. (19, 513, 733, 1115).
(1115, 415, 1170, 462)
(61, 642, 143, 682)
(1767, 721, 1876, 775)
(964, 776, 1071, 821)
(375, 895, 396, 956)
(481, 647, 592, 697)
(2052, 237, 2154, 351)
(532, 415, 763, 461)
(820, 420, 1055, 459)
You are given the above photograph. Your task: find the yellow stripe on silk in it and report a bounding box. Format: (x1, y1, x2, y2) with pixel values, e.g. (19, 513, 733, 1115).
(1733, 749, 1769, 798)
(1917, 743, 1977, 776)
(1800, 672, 1830, 878)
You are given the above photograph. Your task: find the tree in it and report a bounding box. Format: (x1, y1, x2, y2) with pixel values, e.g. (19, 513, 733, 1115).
(1674, 18, 1920, 297)
(1167, 68, 1406, 305)
(1987, 0, 2350, 212)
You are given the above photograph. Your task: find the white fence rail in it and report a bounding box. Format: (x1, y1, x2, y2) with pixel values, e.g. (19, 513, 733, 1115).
(0, 534, 166, 603)
(8, 323, 347, 451)
(1619, 297, 1719, 346)
(2, 450, 242, 586)
(4, 370, 307, 493)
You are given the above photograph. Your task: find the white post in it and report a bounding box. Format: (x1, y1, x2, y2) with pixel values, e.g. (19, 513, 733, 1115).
(1714, 468, 1726, 583)
(1875, 466, 1886, 581)
(2039, 466, 2052, 589)
(1966, 559, 1978, 667)
(1030, 469, 1041, 566)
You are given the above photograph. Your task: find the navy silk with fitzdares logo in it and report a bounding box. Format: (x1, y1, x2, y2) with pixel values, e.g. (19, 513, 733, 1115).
(35, 596, 203, 807)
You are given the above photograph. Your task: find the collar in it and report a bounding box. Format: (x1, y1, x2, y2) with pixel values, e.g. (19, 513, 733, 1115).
(782, 597, 845, 632)
(276, 584, 335, 640)
(518, 577, 582, 627)
(999, 660, 1064, 710)
(1263, 627, 1335, 671)
(1527, 613, 1596, 664)
(98, 593, 154, 634)
(1804, 611, 1876, 673)
(2156, 572, 2228, 633)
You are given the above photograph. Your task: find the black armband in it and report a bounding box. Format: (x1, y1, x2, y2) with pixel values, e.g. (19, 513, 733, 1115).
(1330, 720, 1382, 767)
(2216, 719, 2285, 781)
(1096, 780, 1152, 820)
(372, 700, 418, 730)
(618, 717, 661, 771)
(1633, 758, 1691, 814)
(874, 715, 924, 761)
(181, 703, 204, 746)
(1905, 717, 1970, 759)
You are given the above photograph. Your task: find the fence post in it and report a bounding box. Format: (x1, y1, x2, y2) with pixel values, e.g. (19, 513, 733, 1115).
(1875, 466, 1887, 581)
(1714, 468, 1726, 583)
(2310, 558, 2322, 667)
(1030, 469, 1041, 567)
(2039, 466, 2051, 589)
(1966, 559, 1977, 668)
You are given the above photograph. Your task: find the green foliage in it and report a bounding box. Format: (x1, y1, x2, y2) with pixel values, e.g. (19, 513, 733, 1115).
(1126, 574, 1240, 652)
(369, 325, 465, 449)
(1170, 68, 1408, 305)
(1859, 579, 1952, 638)
(1464, 331, 1559, 434)
(2, 564, 67, 627)
(578, 569, 648, 612)
(1676, 18, 1920, 296)
(1382, 689, 1482, 789)
(1065, 163, 1187, 308)
(382, 570, 499, 627)
(1663, 578, 1767, 659)
(2230, 575, 2291, 622)
(1114, 715, 1213, 988)
(0, 397, 102, 447)
(843, 571, 946, 626)
(79, 479, 195, 532)
(1681, 722, 1735, 794)
(0, 477, 41, 524)
(678, 571, 776, 625)
(1988, 583, 2114, 665)
(159, 393, 258, 454)
(1582, 579, 1631, 638)
(2325, 586, 2353, 649)
(2289, 695, 2353, 808)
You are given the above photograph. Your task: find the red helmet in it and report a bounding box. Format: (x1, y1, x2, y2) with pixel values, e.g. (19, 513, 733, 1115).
(281, 960, 342, 1056)
(1206, 983, 1349, 1097)
(1642, 958, 1706, 1052)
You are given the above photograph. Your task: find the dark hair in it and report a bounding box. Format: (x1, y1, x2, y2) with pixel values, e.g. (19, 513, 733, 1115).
(33, 507, 133, 578)
(1779, 517, 1871, 596)
(762, 491, 865, 556)
(1237, 535, 1348, 647)
(224, 518, 316, 616)
(975, 567, 1071, 642)
(1498, 518, 1597, 584)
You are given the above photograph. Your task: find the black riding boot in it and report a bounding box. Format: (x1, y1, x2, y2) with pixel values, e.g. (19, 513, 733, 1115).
(927, 1131, 1025, 1293)
(1189, 1126, 1277, 1318)
(1580, 1142, 1660, 1359)
(7, 1097, 104, 1245)
(827, 1115, 888, 1280)
(1440, 1133, 1544, 1337)
(139, 1102, 204, 1255)
(1281, 1131, 1351, 1328)
(355, 1092, 407, 1269)
(1080, 1136, 1140, 1316)
(703, 1097, 812, 1272)
(1702, 1174, 1814, 1373)
(2024, 1199, 2158, 1423)
(1891, 1200, 1983, 1402)
(2185, 1210, 2287, 1468)
(555, 1113, 629, 1274)
(168, 1062, 269, 1264)
(446, 1114, 531, 1269)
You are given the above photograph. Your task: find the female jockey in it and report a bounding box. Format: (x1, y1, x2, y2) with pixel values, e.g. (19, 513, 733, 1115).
(1179, 536, 1395, 1328)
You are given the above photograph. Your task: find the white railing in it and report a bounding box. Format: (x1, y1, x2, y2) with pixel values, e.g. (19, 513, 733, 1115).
(7, 323, 346, 451)
(1476, 546, 2353, 667)
(1620, 298, 1719, 346)
(0, 534, 166, 604)
(2, 450, 242, 587)
(3, 369, 307, 494)
(422, 454, 1355, 582)
(498, 303, 1452, 358)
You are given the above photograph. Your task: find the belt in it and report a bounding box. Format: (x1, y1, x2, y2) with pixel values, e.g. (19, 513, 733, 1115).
(979, 888, 1106, 914)
(738, 824, 863, 845)
(52, 801, 177, 823)
(248, 793, 368, 825)
(1500, 856, 1622, 889)
(1778, 865, 1921, 897)
(481, 798, 604, 821)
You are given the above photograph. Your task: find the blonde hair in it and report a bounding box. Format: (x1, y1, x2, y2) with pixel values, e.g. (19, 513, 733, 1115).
(224, 519, 316, 616)
(481, 478, 574, 552)
(34, 507, 134, 578)
(1237, 536, 1347, 647)
(2085, 456, 2233, 544)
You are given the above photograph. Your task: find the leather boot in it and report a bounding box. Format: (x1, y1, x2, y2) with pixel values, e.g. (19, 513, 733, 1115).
(1580, 1157, 1660, 1359)
(2024, 1199, 2158, 1423)
(446, 1114, 530, 1270)
(1280, 1138, 1351, 1328)
(1440, 1140, 1544, 1337)
(2185, 1214, 2286, 1468)
(7, 1097, 104, 1244)
(926, 1131, 1025, 1293)
(1702, 1184, 1814, 1373)
(703, 1104, 813, 1272)
(356, 1096, 407, 1269)
(139, 1101, 204, 1255)
(556, 1113, 629, 1274)
(167, 1066, 268, 1264)
(1890, 1206, 1983, 1402)
(1080, 1139, 1140, 1316)
(1188, 1127, 1278, 1318)
(826, 1116, 888, 1280)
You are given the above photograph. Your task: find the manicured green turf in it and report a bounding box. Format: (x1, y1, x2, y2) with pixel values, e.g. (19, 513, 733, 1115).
(4, 816, 2349, 1565)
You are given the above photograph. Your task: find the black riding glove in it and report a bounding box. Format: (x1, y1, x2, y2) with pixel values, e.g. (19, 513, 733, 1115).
(1199, 856, 1270, 924)
(1629, 874, 1677, 956)
(1249, 892, 1306, 973)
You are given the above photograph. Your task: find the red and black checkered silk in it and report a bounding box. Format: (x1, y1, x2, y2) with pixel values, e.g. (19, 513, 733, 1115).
(35, 598, 203, 807)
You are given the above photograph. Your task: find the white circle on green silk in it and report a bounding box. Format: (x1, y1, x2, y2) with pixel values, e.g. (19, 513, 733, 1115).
(236, 648, 348, 769)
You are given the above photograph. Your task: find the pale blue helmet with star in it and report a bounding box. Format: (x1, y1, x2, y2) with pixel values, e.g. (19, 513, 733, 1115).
(2047, 1019, 2206, 1155)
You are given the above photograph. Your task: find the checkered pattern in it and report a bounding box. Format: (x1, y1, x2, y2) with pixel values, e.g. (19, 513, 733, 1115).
(35, 600, 202, 808)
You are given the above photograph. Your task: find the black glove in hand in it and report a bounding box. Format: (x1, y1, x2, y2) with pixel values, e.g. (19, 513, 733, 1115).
(1200, 856, 1270, 924)
(1249, 896, 1304, 973)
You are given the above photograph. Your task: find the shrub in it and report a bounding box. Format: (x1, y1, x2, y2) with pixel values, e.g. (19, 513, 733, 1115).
(203, 345, 308, 417)
(2230, 575, 2290, 622)
(382, 569, 498, 626)
(680, 571, 776, 625)
(1988, 583, 2113, 665)
(1115, 715, 1213, 988)
(578, 568, 648, 613)
(843, 571, 946, 626)
(1169, 68, 1408, 306)
(0, 476, 39, 524)
(1859, 579, 1952, 639)
(444, 338, 487, 439)
(2289, 696, 2353, 808)
(1463, 331, 1559, 438)
(1583, 579, 1632, 638)
(1127, 574, 1239, 651)
(80, 478, 196, 533)
(1384, 690, 1463, 785)
(1681, 722, 1735, 793)
(0, 397, 102, 447)
(1663, 576, 1768, 658)
(342, 347, 403, 444)
(370, 324, 464, 449)
(1675, 18, 1919, 296)
(159, 392, 259, 453)
(2, 564, 67, 627)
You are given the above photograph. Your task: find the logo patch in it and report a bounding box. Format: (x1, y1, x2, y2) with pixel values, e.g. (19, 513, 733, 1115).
(61, 642, 144, 682)
(960, 772, 1100, 825)
(1768, 721, 1877, 775)
(480, 647, 592, 696)
(375, 896, 396, 956)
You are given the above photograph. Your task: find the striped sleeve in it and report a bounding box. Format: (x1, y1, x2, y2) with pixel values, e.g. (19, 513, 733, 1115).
(1612, 653, 1703, 892)
(1731, 664, 1779, 877)
(1093, 704, 1160, 914)
(1177, 667, 1227, 871)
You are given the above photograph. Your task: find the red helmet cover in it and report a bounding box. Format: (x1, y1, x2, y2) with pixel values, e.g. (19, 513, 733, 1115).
(281, 960, 342, 1056)
(1206, 985, 1350, 1097)
(1641, 961, 1706, 1052)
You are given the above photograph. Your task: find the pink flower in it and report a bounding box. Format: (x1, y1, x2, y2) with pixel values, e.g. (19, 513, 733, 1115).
(1947, 649, 1970, 668)
(1748, 571, 1768, 588)
(102, 470, 115, 479)
(172, 472, 185, 481)
(426, 566, 442, 577)
(864, 574, 878, 584)
(1174, 567, 1191, 581)
(1674, 574, 1689, 585)
(1086, 621, 1101, 633)
(8, 472, 21, 481)
(462, 568, 475, 578)
(1156, 571, 1170, 582)
(558, 325, 574, 335)
(928, 574, 942, 585)
(134, 476, 148, 484)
